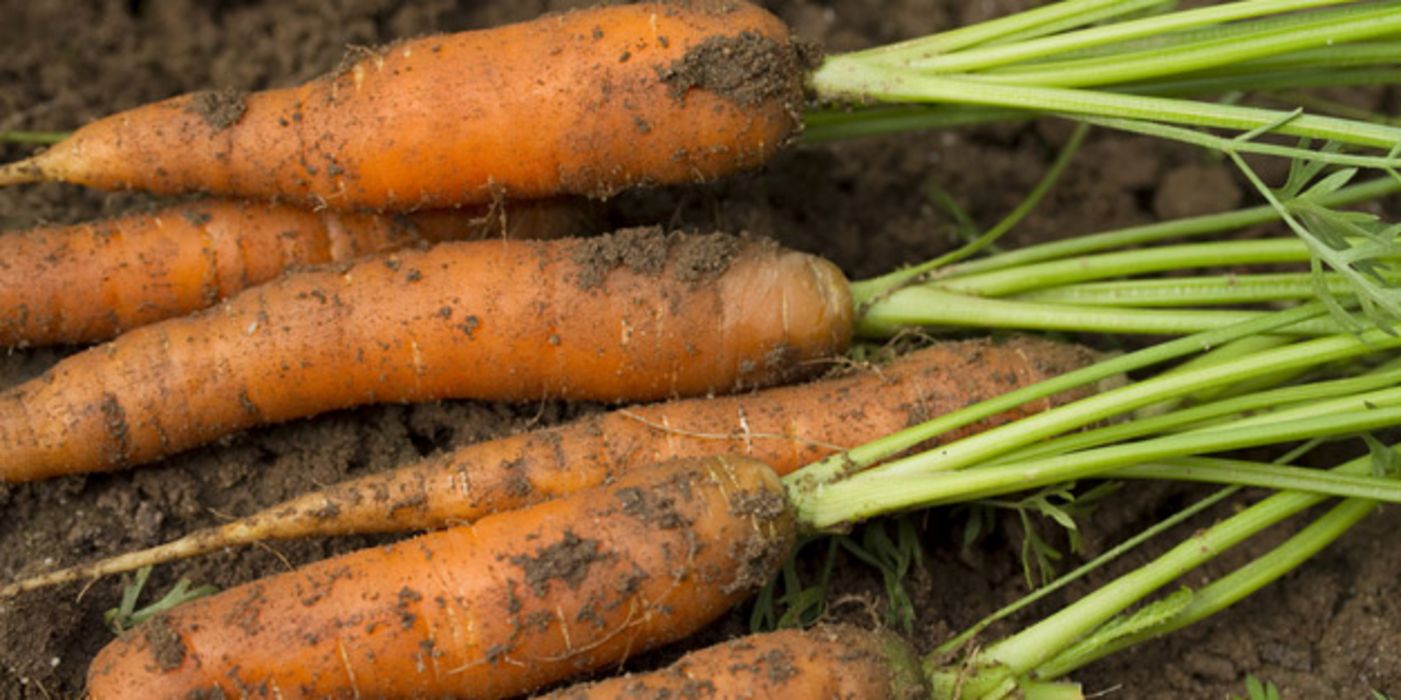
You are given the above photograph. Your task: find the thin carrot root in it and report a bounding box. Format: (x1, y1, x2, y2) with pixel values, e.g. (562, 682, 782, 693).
(86, 455, 796, 699)
(0, 336, 1096, 597)
(542, 625, 927, 699)
(0, 157, 43, 187)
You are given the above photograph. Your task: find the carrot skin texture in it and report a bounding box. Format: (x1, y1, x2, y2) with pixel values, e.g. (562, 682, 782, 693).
(15, 2, 801, 209)
(86, 455, 797, 699)
(0, 198, 589, 347)
(274, 336, 1097, 535)
(542, 625, 928, 700)
(0, 337, 1096, 597)
(0, 232, 852, 482)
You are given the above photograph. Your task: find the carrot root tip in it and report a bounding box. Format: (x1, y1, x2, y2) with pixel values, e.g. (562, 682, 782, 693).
(0, 157, 45, 186)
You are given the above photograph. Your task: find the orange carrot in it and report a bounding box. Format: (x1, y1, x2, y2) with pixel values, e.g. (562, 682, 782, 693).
(0, 228, 852, 482)
(0, 198, 592, 347)
(86, 455, 796, 700)
(0, 337, 1094, 597)
(0, 2, 803, 210)
(542, 625, 927, 700)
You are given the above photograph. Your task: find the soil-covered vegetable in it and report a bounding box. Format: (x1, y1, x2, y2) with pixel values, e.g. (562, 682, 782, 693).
(86, 456, 795, 699)
(0, 2, 806, 210)
(2, 1, 1400, 699)
(0, 229, 852, 482)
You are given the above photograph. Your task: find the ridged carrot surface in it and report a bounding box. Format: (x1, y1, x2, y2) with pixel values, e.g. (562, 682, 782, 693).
(0, 229, 852, 482)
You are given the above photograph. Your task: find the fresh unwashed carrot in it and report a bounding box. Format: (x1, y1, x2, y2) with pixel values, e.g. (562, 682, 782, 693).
(86, 455, 796, 699)
(0, 2, 803, 209)
(0, 197, 591, 347)
(0, 228, 852, 482)
(542, 625, 926, 700)
(0, 336, 1095, 597)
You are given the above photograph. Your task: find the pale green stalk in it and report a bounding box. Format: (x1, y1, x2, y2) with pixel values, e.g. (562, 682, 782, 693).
(785, 304, 1329, 495)
(866, 0, 1355, 71)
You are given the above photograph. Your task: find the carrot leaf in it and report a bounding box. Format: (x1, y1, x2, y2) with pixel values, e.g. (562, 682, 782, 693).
(104, 566, 217, 634)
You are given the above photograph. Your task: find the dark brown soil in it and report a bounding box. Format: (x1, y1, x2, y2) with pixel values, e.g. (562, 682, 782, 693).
(2, 1, 1399, 698)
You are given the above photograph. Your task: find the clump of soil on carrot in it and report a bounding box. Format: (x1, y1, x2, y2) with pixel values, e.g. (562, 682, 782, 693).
(184, 89, 248, 131)
(3, 1, 1400, 698)
(570, 225, 742, 289)
(658, 31, 807, 110)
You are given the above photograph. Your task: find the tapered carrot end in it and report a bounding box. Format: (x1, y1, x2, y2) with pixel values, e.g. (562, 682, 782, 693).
(0, 156, 46, 186)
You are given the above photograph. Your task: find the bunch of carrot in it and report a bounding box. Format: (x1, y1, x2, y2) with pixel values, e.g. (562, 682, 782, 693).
(0, 2, 903, 697)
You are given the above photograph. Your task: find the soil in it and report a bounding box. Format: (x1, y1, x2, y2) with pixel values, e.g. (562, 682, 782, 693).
(1, 1, 1398, 698)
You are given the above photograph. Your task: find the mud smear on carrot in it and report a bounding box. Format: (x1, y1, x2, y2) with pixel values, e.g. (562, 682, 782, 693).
(569, 226, 743, 290)
(185, 89, 248, 132)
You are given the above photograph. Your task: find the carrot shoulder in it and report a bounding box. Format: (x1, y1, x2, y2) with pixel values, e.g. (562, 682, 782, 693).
(542, 625, 927, 699)
(86, 455, 797, 699)
(0, 2, 803, 209)
(0, 198, 589, 347)
(0, 229, 852, 482)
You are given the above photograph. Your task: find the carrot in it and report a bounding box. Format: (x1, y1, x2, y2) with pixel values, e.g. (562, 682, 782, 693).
(541, 625, 926, 700)
(85, 455, 796, 700)
(0, 197, 592, 347)
(0, 228, 852, 482)
(0, 336, 1095, 597)
(0, 2, 803, 209)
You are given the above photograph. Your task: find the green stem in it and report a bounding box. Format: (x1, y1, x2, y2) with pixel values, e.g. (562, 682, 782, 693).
(800, 404, 1401, 530)
(785, 304, 1329, 497)
(996, 362, 1401, 465)
(845, 0, 1170, 61)
(857, 286, 1342, 338)
(869, 0, 1353, 71)
(936, 484, 1237, 655)
(939, 177, 1401, 278)
(852, 124, 1089, 305)
(1014, 272, 1354, 307)
(956, 449, 1379, 694)
(1111, 457, 1401, 502)
(1034, 495, 1375, 681)
(0, 130, 68, 145)
(810, 62, 1401, 149)
(937, 239, 1311, 297)
(966, 4, 1401, 89)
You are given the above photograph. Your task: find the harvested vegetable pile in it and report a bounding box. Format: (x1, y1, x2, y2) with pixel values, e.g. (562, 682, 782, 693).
(3, 1, 1401, 699)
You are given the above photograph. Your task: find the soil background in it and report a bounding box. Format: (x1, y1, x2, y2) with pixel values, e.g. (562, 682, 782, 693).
(2, 1, 1399, 698)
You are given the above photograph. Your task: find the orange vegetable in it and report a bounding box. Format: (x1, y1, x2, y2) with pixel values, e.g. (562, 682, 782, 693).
(0, 2, 802, 210)
(0, 229, 852, 482)
(86, 455, 796, 699)
(542, 625, 926, 699)
(0, 197, 591, 347)
(1, 336, 1094, 597)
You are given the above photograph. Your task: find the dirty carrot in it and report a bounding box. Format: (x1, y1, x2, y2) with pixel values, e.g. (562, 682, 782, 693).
(541, 624, 926, 699)
(0, 228, 852, 482)
(0, 2, 803, 210)
(85, 455, 796, 700)
(1, 336, 1094, 597)
(0, 198, 592, 347)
